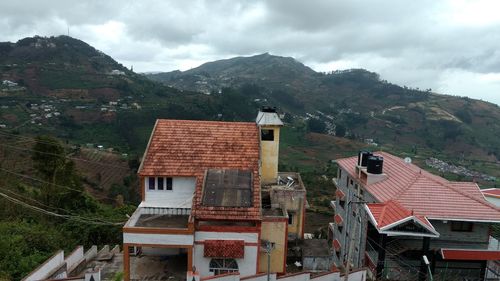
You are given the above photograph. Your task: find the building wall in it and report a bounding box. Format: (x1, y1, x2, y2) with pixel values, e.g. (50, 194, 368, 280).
(484, 196, 500, 207)
(302, 256, 332, 272)
(123, 232, 194, 245)
(260, 126, 280, 183)
(332, 167, 376, 269)
(259, 220, 287, 273)
(194, 231, 259, 278)
(144, 176, 196, 208)
(270, 189, 306, 239)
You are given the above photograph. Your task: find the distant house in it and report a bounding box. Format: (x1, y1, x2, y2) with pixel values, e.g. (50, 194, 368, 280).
(122, 108, 308, 281)
(2, 80, 18, 87)
(330, 151, 500, 280)
(109, 69, 125, 75)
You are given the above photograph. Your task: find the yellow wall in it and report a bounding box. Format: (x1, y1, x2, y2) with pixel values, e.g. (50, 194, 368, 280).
(259, 220, 287, 273)
(260, 126, 280, 183)
(270, 189, 306, 239)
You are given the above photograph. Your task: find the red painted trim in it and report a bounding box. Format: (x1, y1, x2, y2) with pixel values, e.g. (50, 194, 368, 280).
(256, 221, 261, 274)
(197, 225, 260, 233)
(283, 219, 288, 273)
(194, 241, 258, 247)
(441, 249, 500, 260)
(123, 226, 193, 235)
(301, 198, 306, 239)
(201, 272, 240, 281)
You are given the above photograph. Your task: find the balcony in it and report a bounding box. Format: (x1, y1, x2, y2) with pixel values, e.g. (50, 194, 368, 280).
(123, 206, 194, 246)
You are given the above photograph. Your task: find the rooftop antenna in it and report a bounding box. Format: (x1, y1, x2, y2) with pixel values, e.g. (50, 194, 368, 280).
(67, 24, 70, 37)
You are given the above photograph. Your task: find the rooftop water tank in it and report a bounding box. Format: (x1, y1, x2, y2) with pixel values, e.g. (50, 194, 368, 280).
(367, 156, 384, 174)
(358, 151, 373, 167)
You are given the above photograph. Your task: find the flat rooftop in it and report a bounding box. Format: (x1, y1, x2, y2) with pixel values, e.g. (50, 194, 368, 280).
(262, 172, 306, 191)
(202, 169, 253, 207)
(262, 208, 285, 217)
(135, 214, 189, 228)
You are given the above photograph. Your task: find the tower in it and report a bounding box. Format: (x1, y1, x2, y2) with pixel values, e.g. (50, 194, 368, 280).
(256, 107, 283, 184)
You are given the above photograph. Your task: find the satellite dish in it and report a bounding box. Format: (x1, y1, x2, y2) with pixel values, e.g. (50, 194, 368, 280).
(404, 157, 412, 164)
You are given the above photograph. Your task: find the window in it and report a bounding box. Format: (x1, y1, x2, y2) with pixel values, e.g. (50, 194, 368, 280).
(339, 199, 345, 208)
(158, 177, 164, 190)
(451, 221, 473, 232)
(209, 258, 239, 275)
(148, 177, 155, 190)
(288, 212, 294, 225)
(338, 225, 343, 233)
(350, 179, 354, 185)
(346, 176, 350, 187)
(147, 177, 173, 191)
(338, 169, 342, 180)
(166, 177, 173, 190)
(261, 129, 274, 141)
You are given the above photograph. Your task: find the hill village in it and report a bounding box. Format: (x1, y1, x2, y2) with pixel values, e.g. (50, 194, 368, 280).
(20, 108, 500, 281)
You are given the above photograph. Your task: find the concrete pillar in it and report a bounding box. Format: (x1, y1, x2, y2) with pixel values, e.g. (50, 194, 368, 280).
(376, 234, 387, 279)
(123, 244, 130, 281)
(419, 237, 430, 281)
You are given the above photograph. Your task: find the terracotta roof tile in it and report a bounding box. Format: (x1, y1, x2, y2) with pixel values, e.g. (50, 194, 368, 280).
(204, 240, 245, 258)
(366, 200, 431, 229)
(138, 119, 261, 220)
(337, 152, 500, 222)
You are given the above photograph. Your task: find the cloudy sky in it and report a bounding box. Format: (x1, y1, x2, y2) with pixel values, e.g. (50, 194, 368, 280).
(1, 0, 500, 104)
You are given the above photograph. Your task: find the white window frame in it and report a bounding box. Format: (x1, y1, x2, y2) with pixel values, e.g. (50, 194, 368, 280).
(146, 176, 174, 191)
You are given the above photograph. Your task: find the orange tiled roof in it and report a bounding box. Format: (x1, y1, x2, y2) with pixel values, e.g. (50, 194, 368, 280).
(337, 152, 500, 222)
(204, 240, 245, 258)
(138, 119, 261, 220)
(365, 200, 432, 229)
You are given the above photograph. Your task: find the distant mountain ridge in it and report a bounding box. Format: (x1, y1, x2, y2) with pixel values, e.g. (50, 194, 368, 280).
(147, 53, 500, 165)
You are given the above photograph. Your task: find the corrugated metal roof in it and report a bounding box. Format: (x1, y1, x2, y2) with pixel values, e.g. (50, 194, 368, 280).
(337, 152, 500, 222)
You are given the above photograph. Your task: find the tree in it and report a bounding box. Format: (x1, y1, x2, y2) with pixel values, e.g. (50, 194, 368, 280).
(307, 119, 326, 133)
(31, 136, 88, 210)
(335, 124, 346, 137)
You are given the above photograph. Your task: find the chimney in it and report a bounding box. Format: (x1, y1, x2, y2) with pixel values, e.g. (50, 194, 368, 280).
(256, 107, 283, 184)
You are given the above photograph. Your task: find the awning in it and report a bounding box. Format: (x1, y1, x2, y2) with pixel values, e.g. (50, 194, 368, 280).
(333, 239, 341, 252)
(335, 189, 345, 200)
(441, 249, 500, 261)
(334, 214, 343, 225)
(204, 240, 245, 258)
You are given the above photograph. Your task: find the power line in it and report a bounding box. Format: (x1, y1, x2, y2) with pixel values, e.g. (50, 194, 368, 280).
(0, 191, 125, 226)
(0, 167, 138, 205)
(0, 142, 130, 170)
(0, 187, 126, 224)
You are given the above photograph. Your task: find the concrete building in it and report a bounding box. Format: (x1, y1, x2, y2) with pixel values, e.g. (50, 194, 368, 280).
(329, 151, 500, 281)
(122, 108, 307, 281)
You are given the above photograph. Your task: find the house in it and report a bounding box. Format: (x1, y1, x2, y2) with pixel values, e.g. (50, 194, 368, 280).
(482, 188, 500, 207)
(122, 108, 307, 281)
(329, 151, 500, 281)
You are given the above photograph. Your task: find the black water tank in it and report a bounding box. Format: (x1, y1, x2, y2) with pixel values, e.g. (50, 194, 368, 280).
(367, 156, 384, 174)
(358, 151, 373, 167)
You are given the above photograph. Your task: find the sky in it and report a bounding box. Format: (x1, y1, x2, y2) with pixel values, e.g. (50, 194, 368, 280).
(1, 0, 500, 104)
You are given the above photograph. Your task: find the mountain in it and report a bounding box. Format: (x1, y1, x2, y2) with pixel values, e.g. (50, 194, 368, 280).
(148, 53, 500, 180)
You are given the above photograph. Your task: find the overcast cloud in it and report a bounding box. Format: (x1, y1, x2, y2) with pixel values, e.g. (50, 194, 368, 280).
(1, 0, 500, 104)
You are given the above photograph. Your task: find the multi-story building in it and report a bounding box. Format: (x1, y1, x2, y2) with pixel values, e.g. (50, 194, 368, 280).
(122, 108, 307, 281)
(330, 151, 500, 281)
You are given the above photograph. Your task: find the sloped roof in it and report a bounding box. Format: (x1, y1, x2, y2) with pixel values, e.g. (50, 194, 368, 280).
(482, 188, 500, 199)
(337, 152, 500, 222)
(138, 119, 261, 220)
(256, 111, 283, 126)
(365, 200, 438, 237)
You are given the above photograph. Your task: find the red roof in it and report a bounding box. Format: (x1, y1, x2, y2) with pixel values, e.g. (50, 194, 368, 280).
(139, 119, 261, 221)
(337, 152, 500, 222)
(335, 189, 345, 200)
(204, 240, 245, 258)
(333, 239, 341, 251)
(441, 249, 500, 261)
(482, 188, 500, 199)
(334, 214, 343, 225)
(366, 200, 431, 229)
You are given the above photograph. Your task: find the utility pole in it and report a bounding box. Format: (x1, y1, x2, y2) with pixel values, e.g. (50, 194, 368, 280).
(265, 241, 274, 281)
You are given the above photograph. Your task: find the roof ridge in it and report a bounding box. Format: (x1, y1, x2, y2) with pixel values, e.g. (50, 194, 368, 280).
(444, 181, 500, 212)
